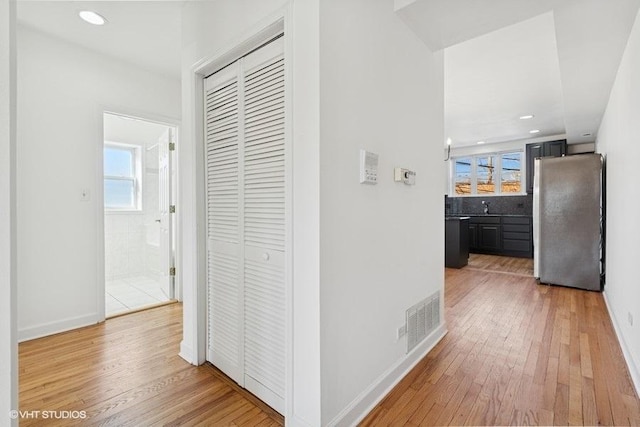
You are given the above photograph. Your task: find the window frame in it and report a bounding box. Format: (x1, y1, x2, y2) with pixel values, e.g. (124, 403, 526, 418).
(104, 142, 143, 212)
(449, 150, 524, 197)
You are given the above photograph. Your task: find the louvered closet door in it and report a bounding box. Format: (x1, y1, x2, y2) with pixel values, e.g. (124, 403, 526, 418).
(205, 62, 244, 385)
(204, 36, 285, 414)
(241, 38, 285, 414)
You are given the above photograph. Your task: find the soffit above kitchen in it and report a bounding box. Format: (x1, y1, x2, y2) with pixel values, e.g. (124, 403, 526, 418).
(16, 1, 183, 80)
(396, 0, 640, 146)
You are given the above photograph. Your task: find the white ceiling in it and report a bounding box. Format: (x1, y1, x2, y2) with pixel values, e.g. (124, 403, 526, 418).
(445, 12, 565, 146)
(17, 1, 183, 80)
(17, 1, 640, 147)
(397, 0, 640, 146)
(104, 113, 171, 148)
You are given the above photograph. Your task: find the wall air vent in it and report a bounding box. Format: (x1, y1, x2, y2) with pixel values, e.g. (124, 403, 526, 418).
(406, 291, 440, 353)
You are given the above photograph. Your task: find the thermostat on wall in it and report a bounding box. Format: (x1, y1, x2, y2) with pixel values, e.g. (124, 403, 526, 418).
(359, 149, 379, 185)
(394, 167, 416, 185)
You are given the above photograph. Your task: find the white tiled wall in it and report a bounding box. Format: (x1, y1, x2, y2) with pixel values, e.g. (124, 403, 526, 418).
(143, 146, 161, 281)
(105, 213, 145, 280)
(105, 145, 161, 281)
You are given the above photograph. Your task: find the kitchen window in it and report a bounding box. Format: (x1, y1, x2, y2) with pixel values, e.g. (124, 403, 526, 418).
(451, 151, 523, 196)
(104, 143, 141, 210)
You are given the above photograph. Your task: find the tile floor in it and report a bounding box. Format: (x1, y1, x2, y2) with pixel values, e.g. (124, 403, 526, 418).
(106, 276, 171, 317)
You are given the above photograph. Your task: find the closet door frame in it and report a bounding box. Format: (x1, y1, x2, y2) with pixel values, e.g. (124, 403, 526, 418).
(188, 16, 293, 417)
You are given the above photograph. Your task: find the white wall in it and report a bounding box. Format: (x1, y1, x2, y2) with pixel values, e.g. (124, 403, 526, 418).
(0, 0, 18, 424)
(17, 26, 180, 341)
(596, 6, 640, 396)
(318, 0, 445, 424)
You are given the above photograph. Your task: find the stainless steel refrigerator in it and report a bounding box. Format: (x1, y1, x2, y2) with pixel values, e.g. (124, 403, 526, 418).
(533, 154, 604, 291)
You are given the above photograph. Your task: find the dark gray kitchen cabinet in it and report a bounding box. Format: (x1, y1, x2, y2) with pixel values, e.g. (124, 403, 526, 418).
(502, 216, 533, 257)
(468, 215, 532, 258)
(526, 139, 567, 193)
(468, 223, 478, 249)
(445, 217, 470, 268)
(469, 216, 501, 253)
(478, 224, 502, 251)
(545, 140, 567, 157)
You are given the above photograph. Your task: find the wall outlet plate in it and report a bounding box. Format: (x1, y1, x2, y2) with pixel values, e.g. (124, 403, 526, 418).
(397, 324, 406, 339)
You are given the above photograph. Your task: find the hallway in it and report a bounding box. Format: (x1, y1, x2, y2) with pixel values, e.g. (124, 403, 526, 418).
(18, 304, 283, 426)
(18, 259, 640, 425)
(361, 260, 640, 425)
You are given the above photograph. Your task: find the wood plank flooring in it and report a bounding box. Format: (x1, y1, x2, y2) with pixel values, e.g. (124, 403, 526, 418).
(466, 253, 534, 277)
(361, 256, 640, 426)
(19, 255, 640, 426)
(19, 303, 284, 426)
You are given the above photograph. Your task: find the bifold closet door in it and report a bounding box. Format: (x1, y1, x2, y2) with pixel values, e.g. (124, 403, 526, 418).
(204, 37, 285, 414)
(205, 61, 244, 385)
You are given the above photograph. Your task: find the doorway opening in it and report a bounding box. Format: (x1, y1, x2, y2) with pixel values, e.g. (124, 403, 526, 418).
(103, 112, 177, 317)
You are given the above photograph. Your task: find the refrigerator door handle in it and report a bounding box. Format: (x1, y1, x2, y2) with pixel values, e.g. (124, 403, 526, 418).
(532, 158, 541, 279)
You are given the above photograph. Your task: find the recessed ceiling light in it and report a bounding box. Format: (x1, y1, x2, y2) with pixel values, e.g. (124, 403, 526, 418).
(477, 141, 486, 145)
(79, 11, 107, 26)
(529, 129, 540, 134)
(520, 114, 535, 120)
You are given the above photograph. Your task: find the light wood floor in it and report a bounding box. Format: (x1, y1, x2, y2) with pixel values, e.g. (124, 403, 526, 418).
(19, 255, 640, 426)
(19, 303, 284, 426)
(361, 255, 640, 426)
(466, 253, 534, 277)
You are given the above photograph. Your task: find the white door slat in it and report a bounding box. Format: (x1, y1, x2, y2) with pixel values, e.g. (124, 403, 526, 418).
(245, 95, 284, 117)
(245, 60, 283, 87)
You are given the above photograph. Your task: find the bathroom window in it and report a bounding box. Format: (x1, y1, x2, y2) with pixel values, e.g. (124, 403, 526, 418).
(104, 143, 141, 210)
(451, 151, 523, 196)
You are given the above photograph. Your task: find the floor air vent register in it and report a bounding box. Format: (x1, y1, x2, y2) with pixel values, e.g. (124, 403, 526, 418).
(406, 292, 440, 353)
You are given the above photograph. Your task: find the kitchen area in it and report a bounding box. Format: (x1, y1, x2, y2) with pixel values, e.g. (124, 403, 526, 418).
(445, 139, 605, 292)
(423, 2, 640, 422)
(440, 8, 616, 294)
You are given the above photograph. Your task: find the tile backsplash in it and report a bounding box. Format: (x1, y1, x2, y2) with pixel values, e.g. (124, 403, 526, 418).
(445, 195, 532, 216)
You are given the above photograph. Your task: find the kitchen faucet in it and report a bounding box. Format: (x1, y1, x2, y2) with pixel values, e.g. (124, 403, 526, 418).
(482, 200, 490, 214)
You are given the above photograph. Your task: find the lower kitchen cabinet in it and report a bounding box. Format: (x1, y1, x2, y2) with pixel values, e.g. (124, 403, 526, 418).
(468, 215, 532, 258)
(478, 224, 501, 251)
(468, 224, 478, 249)
(445, 217, 470, 268)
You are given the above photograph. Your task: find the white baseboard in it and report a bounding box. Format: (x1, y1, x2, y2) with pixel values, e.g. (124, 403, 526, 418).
(285, 415, 315, 427)
(602, 291, 640, 397)
(179, 340, 196, 365)
(328, 323, 447, 427)
(18, 313, 100, 342)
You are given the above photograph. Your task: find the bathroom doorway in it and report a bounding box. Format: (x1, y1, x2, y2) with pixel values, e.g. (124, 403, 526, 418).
(103, 112, 177, 317)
